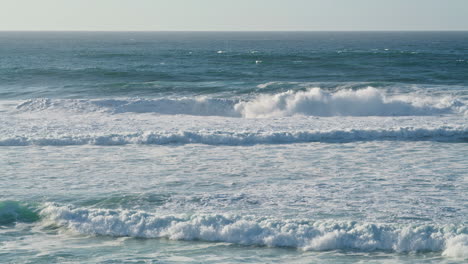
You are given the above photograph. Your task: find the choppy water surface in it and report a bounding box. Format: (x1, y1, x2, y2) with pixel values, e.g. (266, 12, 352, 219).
(1, 32, 467, 263)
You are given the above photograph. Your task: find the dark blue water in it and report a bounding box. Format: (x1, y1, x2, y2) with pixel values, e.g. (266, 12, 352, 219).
(1, 31, 467, 99)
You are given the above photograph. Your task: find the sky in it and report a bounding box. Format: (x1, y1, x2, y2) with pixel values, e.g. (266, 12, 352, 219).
(1, 0, 467, 31)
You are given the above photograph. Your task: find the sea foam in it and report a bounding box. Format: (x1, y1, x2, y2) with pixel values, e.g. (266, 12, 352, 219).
(41, 204, 468, 257)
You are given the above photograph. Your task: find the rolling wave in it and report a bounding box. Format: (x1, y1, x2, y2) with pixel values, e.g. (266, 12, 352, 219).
(15, 87, 466, 118)
(40, 204, 468, 257)
(235, 87, 465, 118)
(1, 127, 466, 146)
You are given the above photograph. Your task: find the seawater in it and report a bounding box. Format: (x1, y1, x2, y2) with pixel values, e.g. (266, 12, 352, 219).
(0, 32, 467, 263)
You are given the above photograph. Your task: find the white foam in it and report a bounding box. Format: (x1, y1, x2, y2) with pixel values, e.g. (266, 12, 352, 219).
(41, 204, 468, 256)
(235, 87, 463, 118)
(443, 235, 468, 258)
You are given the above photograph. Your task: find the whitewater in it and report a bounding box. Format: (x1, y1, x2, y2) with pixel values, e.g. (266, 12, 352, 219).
(1, 31, 467, 263)
(2, 87, 467, 146)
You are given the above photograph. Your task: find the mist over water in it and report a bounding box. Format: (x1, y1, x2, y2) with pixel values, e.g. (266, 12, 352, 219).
(1, 32, 467, 263)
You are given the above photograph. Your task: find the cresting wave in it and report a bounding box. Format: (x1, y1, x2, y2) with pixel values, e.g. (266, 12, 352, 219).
(15, 87, 466, 117)
(235, 87, 465, 118)
(40, 204, 468, 258)
(1, 127, 467, 146)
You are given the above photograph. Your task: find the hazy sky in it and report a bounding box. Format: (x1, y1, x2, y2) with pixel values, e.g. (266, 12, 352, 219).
(1, 0, 467, 31)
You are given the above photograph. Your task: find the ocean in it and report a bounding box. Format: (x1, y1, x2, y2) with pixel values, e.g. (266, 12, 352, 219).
(0, 31, 467, 263)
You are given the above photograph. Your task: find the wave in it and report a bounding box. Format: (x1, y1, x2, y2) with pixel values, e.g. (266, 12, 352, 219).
(16, 97, 240, 117)
(40, 204, 467, 257)
(0, 201, 40, 225)
(14, 87, 466, 117)
(235, 87, 465, 118)
(1, 127, 467, 146)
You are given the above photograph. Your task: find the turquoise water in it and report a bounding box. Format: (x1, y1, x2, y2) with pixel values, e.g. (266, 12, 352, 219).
(0, 32, 467, 263)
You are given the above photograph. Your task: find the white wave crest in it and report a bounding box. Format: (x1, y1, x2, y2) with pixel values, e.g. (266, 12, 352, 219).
(235, 87, 463, 118)
(14, 87, 466, 118)
(0, 127, 466, 146)
(41, 204, 468, 256)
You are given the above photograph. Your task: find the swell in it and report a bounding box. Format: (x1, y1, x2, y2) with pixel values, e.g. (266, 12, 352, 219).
(15, 97, 240, 117)
(40, 204, 468, 257)
(1, 127, 467, 146)
(14, 87, 466, 118)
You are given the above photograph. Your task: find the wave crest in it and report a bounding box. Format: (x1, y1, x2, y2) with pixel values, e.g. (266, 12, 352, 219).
(41, 204, 468, 257)
(235, 87, 462, 118)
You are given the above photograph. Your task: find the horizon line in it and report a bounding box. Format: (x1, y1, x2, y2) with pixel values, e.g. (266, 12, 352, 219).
(0, 29, 468, 33)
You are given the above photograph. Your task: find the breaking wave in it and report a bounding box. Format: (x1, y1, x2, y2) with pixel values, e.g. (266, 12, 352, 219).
(15, 87, 466, 118)
(40, 204, 468, 257)
(235, 87, 465, 118)
(1, 127, 467, 146)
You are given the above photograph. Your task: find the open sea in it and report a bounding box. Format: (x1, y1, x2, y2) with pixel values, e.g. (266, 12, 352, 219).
(0, 31, 467, 263)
